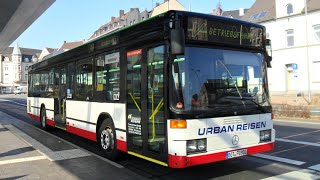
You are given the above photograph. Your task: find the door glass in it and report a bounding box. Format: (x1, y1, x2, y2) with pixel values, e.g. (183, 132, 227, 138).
(147, 46, 165, 152)
(127, 49, 143, 147)
(60, 67, 67, 122)
(67, 63, 75, 99)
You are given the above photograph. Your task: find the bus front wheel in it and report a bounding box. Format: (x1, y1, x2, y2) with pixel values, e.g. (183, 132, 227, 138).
(98, 119, 119, 160)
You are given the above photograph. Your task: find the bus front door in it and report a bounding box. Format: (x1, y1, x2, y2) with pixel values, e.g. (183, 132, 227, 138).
(126, 46, 167, 165)
(54, 66, 67, 129)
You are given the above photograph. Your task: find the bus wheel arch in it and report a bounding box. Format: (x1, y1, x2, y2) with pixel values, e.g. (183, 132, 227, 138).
(97, 114, 119, 160)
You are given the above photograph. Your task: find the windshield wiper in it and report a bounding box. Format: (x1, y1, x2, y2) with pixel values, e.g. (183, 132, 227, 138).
(218, 59, 243, 100)
(225, 96, 269, 113)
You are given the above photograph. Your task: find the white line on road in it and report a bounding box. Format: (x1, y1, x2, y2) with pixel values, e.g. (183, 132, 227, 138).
(0, 113, 124, 169)
(261, 169, 320, 180)
(309, 164, 320, 171)
(281, 129, 320, 139)
(9, 101, 27, 107)
(276, 138, 320, 147)
(0, 99, 26, 107)
(274, 119, 320, 125)
(252, 154, 305, 166)
(0, 156, 46, 165)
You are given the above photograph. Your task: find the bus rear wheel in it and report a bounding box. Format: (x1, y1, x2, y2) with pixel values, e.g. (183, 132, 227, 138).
(98, 119, 119, 160)
(40, 107, 50, 131)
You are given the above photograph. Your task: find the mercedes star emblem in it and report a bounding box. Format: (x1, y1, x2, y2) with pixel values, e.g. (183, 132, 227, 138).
(232, 135, 240, 145)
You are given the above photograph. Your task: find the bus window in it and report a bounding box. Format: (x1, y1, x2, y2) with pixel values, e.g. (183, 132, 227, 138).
(95, 52, 120, 101)
(75, 57, 93, 101)
(67, 62, 75, 99)
(147, 45, 165, 152)
(48, 68, 55, 93)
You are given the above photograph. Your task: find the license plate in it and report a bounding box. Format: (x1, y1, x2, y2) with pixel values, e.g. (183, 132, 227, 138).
(226, 149, 247, 159)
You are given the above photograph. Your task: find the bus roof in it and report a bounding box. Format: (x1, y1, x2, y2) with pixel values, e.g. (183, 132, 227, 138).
(33, 10, 265, 69)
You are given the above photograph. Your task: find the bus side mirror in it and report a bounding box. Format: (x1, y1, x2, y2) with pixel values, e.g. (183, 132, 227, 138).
(170, 29, 185, 55)
(266, 39, 272, 68)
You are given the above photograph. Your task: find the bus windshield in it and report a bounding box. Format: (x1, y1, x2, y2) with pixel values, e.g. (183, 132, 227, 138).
(171, 47, 271, 116)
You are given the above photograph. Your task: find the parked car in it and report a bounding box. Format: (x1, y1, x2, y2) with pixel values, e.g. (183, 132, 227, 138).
(14, 86, 27, 95)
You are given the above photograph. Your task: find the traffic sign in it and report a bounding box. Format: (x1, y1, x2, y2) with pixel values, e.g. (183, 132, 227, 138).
(293, 63, 298, 70)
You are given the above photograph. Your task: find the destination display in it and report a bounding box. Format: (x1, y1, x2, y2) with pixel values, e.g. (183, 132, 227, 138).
(187, 17, 264, 48)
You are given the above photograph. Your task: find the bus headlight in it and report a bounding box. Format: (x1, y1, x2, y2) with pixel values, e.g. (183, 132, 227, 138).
(197, 139, 206, 151)
(260, 129, 271, 142)
(187, 139, 207, 154)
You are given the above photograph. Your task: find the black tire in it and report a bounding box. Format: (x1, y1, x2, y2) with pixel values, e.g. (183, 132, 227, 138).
(98, 119, 119, 160)
(40, 107, 50, 131)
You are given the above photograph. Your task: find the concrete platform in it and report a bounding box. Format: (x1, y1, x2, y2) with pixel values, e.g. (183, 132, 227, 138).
(0, 111, 145, 179)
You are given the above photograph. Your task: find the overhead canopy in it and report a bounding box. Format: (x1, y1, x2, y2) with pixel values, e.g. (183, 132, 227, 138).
(0, 0, 55, 52)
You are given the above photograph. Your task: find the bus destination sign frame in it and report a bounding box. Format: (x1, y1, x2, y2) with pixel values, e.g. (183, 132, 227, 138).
(187, 17, 264, 49)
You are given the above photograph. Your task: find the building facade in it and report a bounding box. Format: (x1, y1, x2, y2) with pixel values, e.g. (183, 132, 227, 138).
(0, 43, 41, 93)
(242, 0, 320, 99)
(89, 0, 185, 41)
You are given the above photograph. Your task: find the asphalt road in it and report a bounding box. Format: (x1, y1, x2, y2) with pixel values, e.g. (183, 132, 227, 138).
(1, 94, 320, 179)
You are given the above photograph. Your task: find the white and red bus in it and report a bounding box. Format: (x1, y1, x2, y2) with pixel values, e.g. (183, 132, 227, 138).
(27, 10, 274, 168)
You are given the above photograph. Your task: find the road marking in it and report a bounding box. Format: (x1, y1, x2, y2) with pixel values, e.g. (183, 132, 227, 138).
(261, 169, 320, 180)
(252, 154, 305, 165)
(269, 144, 308, 155)
(276, 138, 320, 147)
(0, 112, 124, 169)
(274, 119, 320, 125)
(309, 164, 320, 171)
(9, 101, 27, 107)
(0, 156, 46, 165)
(3, 125, 91, 161)
(0, 99, 26, 106)
(281, 129, 320, 138)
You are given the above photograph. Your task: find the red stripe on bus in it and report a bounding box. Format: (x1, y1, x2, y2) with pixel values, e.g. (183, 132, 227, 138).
(66, 125, 97, 142)
(168, 142, 274, 168)
(46, 119, 55, 127)
(27, 113, 40, 121)
(116, 140, 127, 152)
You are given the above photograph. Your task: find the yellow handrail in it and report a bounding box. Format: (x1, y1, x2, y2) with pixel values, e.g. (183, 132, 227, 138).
(129, 92, 141, 112)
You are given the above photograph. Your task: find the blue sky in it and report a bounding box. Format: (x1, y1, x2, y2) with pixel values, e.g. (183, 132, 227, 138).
(15, 0, 255, 50)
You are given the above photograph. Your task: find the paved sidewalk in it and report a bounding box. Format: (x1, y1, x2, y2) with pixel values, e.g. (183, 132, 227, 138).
(0, 111, 144, 180)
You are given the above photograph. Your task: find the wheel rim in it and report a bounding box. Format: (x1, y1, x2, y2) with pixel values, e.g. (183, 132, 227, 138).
(41, 110, 46, 127)
(100, 127, 114, 150)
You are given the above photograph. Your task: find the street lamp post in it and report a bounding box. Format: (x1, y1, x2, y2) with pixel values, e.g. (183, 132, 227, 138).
(305, 0, 311, 104)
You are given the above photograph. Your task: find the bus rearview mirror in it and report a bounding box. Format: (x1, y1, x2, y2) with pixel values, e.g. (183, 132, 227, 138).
(266, 39, 272, 68)
(170, 29, 185, 55)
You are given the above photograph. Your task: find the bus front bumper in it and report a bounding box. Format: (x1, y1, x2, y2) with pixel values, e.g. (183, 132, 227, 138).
(168, 142, 274, 168)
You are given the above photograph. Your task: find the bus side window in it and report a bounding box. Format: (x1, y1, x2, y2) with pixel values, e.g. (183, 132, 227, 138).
(75, 57, 93, 101)
(94, 52, 120, 102)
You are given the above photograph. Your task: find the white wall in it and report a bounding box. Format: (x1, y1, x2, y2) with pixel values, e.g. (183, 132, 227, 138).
(263, 10, 320, 94)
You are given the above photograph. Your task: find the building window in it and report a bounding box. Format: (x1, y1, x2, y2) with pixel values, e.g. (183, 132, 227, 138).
(313, 24, 320, 41)
(286, 4, 293, 15)
(25, 74, 28, 81)
(142, 17, 145, 20)
(133, 20, 135, 24)
(286, 29, 294, 47)
(130, 21, 132, 25)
